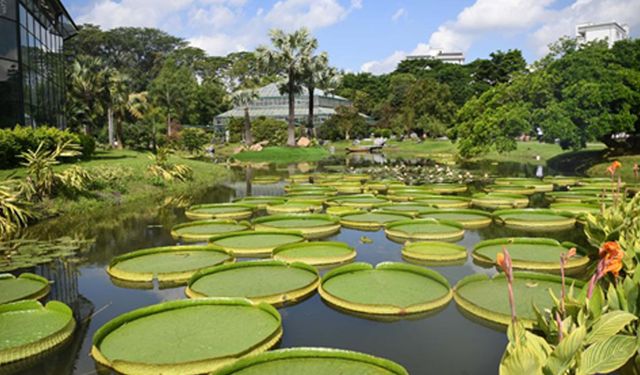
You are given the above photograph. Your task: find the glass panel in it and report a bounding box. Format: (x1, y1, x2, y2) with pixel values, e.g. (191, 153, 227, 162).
(0, 59, 21, 127)
(19, 4, 26, 26)
(0, 18, 18, 61)
(0, 0, 17, 20)
(20, 26, 28, 66)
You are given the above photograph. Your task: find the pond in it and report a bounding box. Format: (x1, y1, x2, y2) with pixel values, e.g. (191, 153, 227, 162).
(5, 156, 591, 375)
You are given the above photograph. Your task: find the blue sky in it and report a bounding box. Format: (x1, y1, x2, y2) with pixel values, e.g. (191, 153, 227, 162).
(64, 0, 640, 74)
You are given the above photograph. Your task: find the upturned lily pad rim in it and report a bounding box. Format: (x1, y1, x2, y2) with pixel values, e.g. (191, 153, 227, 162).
(384, 218, 465, 242)
(485, 184, 537, 194)
(213, 347, 409, 375)
(319, 262, 452, 315)
(339, 210, 414, 230)
(421, 183, 468, 193)
(91, 298, 282, 375)
(107, 245, 233, 283)
(185, 203, 255, 220)
(0, 300, 75, 365)
(493, 208, 575, 222)
(412, 195, 472, 202)
(417, 208, 493, 228)
(471, 237, 589, 271)
(272, 241, 356, 266)
(326, 194, 389, 207)
(208, 230, 305, 257)
(233, 196, 286, 203)
(402, 241, 467, 262)
(252, 214, 341, 239)
(251, 176, 281, 184)
(453, 272, 586, 327)
(373, 202, 440, 216)
(186, 260, 319, 306)
(170, 220, 251, 241)
(253, 213, 340, 225)
(0, 272, 50, 304)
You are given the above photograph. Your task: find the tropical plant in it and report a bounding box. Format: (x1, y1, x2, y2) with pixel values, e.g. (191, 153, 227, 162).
(302, 51, 338, 136)
(180, 128, 209, 155)
(230, 89, 259, 145)
(104, 68, 130, 148)
(147, 147, 192, 183)
(66, 56, 107, 135)
(256, 28, 318, 146)
(0, 179, 33, 239)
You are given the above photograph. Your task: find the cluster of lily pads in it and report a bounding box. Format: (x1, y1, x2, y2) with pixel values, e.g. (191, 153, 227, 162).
(1, 172, 632, 374)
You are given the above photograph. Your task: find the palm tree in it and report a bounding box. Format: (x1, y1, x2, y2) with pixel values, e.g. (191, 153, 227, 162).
(104, 68, 129, 148)
(66, 56, 106, 135)
(256, 28, 318, 146)
(231, 89, 259, 145)
(302, 52, 338, 137)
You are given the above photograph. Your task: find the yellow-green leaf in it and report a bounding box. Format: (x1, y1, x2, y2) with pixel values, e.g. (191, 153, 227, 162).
(577, 335, 637, 375)
(586, 311, 637, 345)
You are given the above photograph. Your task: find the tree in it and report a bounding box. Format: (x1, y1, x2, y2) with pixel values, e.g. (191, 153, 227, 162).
(231, 89, 259, 145)
(66, 56, 106, 135)
(323, 105, 367, 140)
(104, 68, 130, 148)
(257, 28, 318, 146)
(302, 52, 338, 136)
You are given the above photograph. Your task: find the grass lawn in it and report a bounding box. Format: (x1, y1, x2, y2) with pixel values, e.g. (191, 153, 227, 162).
(232, 146, 329, 164)
(587, 154, 640, 181)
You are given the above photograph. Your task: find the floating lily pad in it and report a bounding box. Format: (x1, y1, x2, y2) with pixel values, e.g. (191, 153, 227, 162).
(214, 347, 409, 375)
(343, 174, 370, 182)
(92, 298, 282, 375)
(0, 273, 50, 305)
(385, 187, 434, 202)
(326, 194, 389, 209)
(171, 220, 251, 242)
(485, 184, 537, 196)
(319, 262, 452, 316)
(0, 237, 92, 272)
(413, 195, 472, 209)
(252, 176, 281, 184)
(285, 185, 336, 195)
(454, 272, 585, 327)
(493, 178, 553, 193)
(339, 211, 413, 230)
(253, 214, 340, 239)
(185, 203, 254, 220)
(325, 206, 362, 216)
(543, 176, 579, 186)
(289, 174, 312, 183)
(209, 231, 305, 257)
(273, 241, 356, 266)
(546, 191, 601, 203)
(384, 218, 464, 242)
(330, 182, 363, 194)
(186, 261, 319, 306)
(233, 196, 286, 210)
(418, 209, 493, 229)
(471, 193, 529, 210)
(373, 203, 439, 217)
(402, 242, 467, 262)
(107, 245, 233, 285)
(266, 201, 322, 215)
(421, 183, 468, 194)
(364, 180, 402, 193)
(472, 238, 589, 273)
(549, 203, 600, 222)
(494, 209, 576, 231)
(0, 300, 76, 365)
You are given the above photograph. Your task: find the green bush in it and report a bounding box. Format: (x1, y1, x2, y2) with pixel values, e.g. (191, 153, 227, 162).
(180, 128, 209, 154)
(252, 117, 288, 145)
(0, 125, 95, 168)
(227, 117, 243, 143)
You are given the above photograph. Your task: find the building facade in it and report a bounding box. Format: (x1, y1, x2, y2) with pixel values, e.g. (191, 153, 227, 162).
(406, 50, 465, 65)
(214, 83, 356, 127)
(0, 0, 76, 128)
(576, 22, 630, 48)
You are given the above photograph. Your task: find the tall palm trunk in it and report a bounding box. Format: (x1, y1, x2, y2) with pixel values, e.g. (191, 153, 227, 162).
(167, 113, 172, 137)
(243, 107, 253, 145)
(307, 85, 315, 138)
(107, 107, 115, 147)
(287, 70, 296, 146)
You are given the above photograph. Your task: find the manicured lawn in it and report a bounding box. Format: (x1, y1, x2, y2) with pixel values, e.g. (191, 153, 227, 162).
(587, 154, 640, 181)
(232, 146, 329, 164)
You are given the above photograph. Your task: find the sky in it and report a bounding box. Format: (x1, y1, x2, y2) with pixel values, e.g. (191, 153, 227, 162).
(64, 0, 640, 74)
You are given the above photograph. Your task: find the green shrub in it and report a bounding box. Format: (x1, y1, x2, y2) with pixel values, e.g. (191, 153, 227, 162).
(227, 117, 243, 143)
(252, 117, 288, 145)
(180, 128, 209, 154)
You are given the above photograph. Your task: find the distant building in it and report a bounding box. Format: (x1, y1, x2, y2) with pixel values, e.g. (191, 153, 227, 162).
(576, 22, 630, 48)
(406, 50, 465, 65)
(214, 83, 356, 127)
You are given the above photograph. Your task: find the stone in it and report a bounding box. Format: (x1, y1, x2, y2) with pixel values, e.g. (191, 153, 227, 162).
(297, 137, 311, 147)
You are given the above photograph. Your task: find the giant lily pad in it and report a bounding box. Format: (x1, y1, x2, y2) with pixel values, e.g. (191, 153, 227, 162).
(289, 174, 312, 183)
(373, 203, 439, 217)
(485, 184, 536, 196)
(186, 260, 319, 306)
(339, 211, 413, 230)
(273, 241, 356, 266)
(385, 187, 434, 202)
(421, 183, 468, 194)
(0, 273, 50, 305)
(185, 203, 254, 221)
(209, 231, 305, 257)
(493, 178, 553, 193)
(330, 182, 363, 194)
(214, 347, 408, 375)
(0, 300, 76, 365)
(412, 195, 471, 209)
(471, 193, 529, 210)
(107, 245, 233, 285)
(342, 174, 370, 182)
(285, 185, 336, 195)
(233, 196, 286, 210)
(91, 298, 282, 375)
(252, 176, 281, 185)
(171, 220, 251, 242)
(266, 201, 322, 215)
(543, 176, 579, 187)
(454, 272, 585, 327)
(494, 209, 576, 231)
(546, 191, 601, 203)
(326, 194, 389, 209)
(418, 209, 493, 229)
(549, 202, 600, 222)
(384, 218, 464, 242)
(319, 262, 452, 316)
(253, 214, 340, 239)
(402, 242, 467, 263)
(325, 206, 362, 216)
(472, 238, 589, 273)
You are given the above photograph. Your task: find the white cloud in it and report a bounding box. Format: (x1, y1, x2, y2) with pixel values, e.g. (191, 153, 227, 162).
(264, 0, 351, 30)
(77, 0, 193, 29)
(361, 50, 406, 74)
(188, 33, 249, 55)
(391, 7, 406, 22)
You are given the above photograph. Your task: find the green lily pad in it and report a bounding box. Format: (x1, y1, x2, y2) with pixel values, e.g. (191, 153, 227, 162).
(402, 242, 467, 262)
(421, 183, 468, 194)
(185, 203, 254, 220)
(454, 272, 585, 327)
(92, 298, 282, 375)
(471, 193, 529, 210)
(485, 184, 537, 195)
(289, 174, 312, 183)
(266, 201, 322, 215)
(0, 273, 50, 305)
(339, 211, 413, 230)
(0, 300, 76, 365)
(209, 231, 305, 257)
(325, 206, 362, 216)
(549, 203, 600, 222)
(214, 347, 408, 375)
(253, 214, 340, 239)
(285, 185, 336, 195)
(494, 209, 576, 231)
(273, 241, 356, 266)
(342, 174, 370, 182)
(412, 195, 471, 209)
(326, 194, 389, 209)
(384, 218, 464, 242)
(373, 203, 439, 217)
(107, 245, 233, 285)
(186, 260, 319, 306)
(233, 196, 286, 210)
(472, 238, 589, 273)
(546, 191, 601, 203)
(252, 176, 281, 184)
(330, 182, 363, 194)
(171, 220, 251, 242)
(543, 176, 579, 186)
(418, 209, 493, 229)
(493, 178, 553, 192)
(319, 262, 452, 316)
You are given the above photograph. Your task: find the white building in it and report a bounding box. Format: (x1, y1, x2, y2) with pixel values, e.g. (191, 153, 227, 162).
(576, 22, 630, 48)
(406, 50, 465, 65)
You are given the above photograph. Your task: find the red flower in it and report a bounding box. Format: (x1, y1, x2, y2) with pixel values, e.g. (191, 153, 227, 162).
(607, 161, 622, 176)
(599, 241, 624, 277)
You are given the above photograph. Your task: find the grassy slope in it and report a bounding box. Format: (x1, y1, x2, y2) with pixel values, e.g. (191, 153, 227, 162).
(232, 147, 329, 164)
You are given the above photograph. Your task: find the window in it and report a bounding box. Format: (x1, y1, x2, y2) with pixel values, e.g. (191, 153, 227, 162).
(0, 0, 17, 20)
(0, 18, 18, 61)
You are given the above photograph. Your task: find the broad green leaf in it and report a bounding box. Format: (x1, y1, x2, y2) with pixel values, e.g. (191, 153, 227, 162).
(500, 344, 545, 375)
(607, 283, 620, 310)
(577, 335, 637, 375)
(545, 326, 586, 374)
(586, 311, 637, 345)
